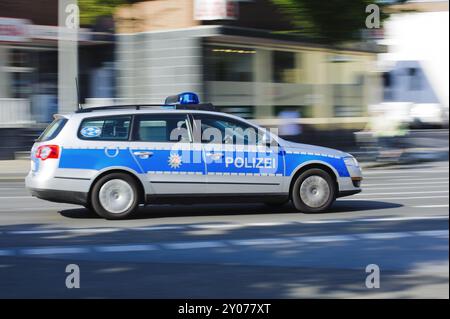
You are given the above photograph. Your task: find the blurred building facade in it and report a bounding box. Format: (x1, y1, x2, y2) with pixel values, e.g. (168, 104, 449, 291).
(111, 0, 383, 124)
(0, 0, 114, 159)
(0, 0, 115, 127)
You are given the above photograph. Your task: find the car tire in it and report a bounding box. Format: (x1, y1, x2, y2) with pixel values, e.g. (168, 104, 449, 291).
(91, 173, 140, 220)
(291, 168, 336, 213)
(83, 203, 97, 216)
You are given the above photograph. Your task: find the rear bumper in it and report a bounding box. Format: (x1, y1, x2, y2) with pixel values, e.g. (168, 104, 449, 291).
(26, 170, 91, 206)
(28, 187, 88, 206)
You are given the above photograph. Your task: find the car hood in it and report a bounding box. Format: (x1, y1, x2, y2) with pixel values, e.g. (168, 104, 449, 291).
(280, 139, 348, 158)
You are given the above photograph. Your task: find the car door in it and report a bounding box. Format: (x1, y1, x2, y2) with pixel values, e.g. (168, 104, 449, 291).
(130, 113, 206, 195)
(191, 113, 285, 195)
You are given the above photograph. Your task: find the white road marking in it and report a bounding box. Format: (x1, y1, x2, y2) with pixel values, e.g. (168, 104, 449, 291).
(9, 229, 66, 235)
(20, 247, 90, 255)
(134, 226, 184, 231)
(363, 185, 447, 191)
(356, 190, 449, 196)
(295, 235, 356, 243)
(364, 181, 448, 187)
(0, 196, 33, 199)
(0, 207, 75, 213)
(230, 238, 294, 246)
(357, 216, 448, 222)
(0, 229, 446, 257)
(363, 177, 449, 181)
(357, 232, 411, 240)
(164, 241, 225, 249)
(244, 222, 291, 227)
(301, 219, 350, 224)
(0, 249, 14, 256)
(345, 195, 449, 201)
(413, 230, 449, 238)
(413, 205, 449, 208)
(95, 244, 157, 252)
(364, 169, 449, 175)
(9, 228, 121, 235)
(67, 228, 121, 234)
(189, 224, 244, 229)
(2, 216, 448, 236)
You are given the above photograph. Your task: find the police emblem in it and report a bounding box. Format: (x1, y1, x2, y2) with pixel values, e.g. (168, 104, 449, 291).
(168, 153, 182, 169)
(80, 126, 102, 138)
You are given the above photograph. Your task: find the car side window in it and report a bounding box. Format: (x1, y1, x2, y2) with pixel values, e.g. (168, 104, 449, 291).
(78, 116, 131, 140)
(192, 115, 263, 145)
(133, 114, 191, 143)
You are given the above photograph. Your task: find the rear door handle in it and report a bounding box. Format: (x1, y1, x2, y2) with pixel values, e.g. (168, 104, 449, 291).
(133, 151, 153, 159)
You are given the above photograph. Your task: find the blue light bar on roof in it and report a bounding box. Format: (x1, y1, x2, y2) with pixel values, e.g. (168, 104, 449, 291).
(165, 92, 200, 105)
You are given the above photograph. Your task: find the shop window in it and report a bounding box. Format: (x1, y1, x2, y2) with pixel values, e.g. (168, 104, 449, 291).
(10, 49, 30, 68)
(205, 46, 254, 82)
(9, 49, 32, 98)
(272, 51, 297, 83)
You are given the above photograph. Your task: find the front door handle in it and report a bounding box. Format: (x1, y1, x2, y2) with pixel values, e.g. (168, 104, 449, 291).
(133, 151, 153, 159)
(206, 152, 224, 160)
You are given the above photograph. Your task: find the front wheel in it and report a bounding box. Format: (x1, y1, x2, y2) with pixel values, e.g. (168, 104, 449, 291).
(291, 168, 336, 213)
(91, 173, 140, 220)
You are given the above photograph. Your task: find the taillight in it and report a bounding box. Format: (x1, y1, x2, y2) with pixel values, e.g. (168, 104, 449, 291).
(36, 145, 60, 160)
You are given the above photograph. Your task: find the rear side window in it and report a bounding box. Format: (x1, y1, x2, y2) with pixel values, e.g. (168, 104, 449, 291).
(133, 114, 191, 143)
(78, 116, 131, 140)
(37, 118, 68, 142)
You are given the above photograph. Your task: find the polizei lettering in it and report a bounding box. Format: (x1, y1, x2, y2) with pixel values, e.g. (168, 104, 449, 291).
(225, 156, 276, 169)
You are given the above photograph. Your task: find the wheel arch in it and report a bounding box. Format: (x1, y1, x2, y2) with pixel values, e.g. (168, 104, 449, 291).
(288, 161, 339, 198)
(88, 167, 146, 204)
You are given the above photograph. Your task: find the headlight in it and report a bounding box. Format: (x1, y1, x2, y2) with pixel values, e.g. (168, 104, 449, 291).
(344, 156, 359, 167)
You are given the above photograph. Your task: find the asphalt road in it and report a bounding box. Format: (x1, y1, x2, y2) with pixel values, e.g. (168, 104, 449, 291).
(0, 161, 448, 298)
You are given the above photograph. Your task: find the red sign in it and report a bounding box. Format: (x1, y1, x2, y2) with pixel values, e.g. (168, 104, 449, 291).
(0, 18, 29, 42)
(194, 0, 239, 21)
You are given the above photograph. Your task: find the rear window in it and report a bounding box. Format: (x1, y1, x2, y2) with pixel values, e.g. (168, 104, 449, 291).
(37, 118, 68, 142)
(78, 116, 131, 140)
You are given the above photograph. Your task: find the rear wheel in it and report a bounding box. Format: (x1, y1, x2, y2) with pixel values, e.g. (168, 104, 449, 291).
(291, 168, 336, 213)
(91, 173, 140, 220)
(83, 202, 97, 216)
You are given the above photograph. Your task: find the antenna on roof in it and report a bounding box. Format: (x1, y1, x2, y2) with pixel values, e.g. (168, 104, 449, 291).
(75, 77, 82, 111)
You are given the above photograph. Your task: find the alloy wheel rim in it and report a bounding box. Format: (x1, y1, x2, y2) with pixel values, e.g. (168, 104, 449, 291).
(299, 175, 330, 208)
(99, 179, 134, 214)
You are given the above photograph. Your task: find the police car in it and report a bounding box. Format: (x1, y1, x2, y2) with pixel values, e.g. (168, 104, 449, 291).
(25, 93, 362, 220)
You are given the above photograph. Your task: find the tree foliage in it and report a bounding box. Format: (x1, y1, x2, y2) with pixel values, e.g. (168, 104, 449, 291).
(271, 0, 397, 44)
(78, 0, 125, 25)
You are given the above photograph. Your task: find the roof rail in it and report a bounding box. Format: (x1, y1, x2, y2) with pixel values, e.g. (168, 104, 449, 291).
(75, 103, 216, 113)
(75, 104, 165, 113)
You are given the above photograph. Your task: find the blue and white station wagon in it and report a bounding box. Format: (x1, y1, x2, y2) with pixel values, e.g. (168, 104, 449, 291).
(26, 93, 362, 219)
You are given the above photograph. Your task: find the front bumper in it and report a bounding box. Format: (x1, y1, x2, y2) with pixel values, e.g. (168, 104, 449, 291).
(337, 164, 363, 198)
(338, 188, 361, 198)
